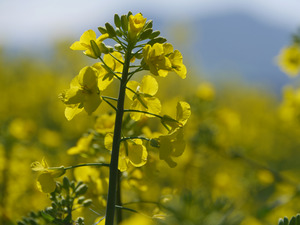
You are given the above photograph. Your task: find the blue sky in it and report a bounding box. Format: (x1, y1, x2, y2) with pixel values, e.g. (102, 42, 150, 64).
(1, 0, 300, 49)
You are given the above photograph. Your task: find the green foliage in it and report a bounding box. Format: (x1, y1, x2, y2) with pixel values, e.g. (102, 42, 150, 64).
(17, 177, 91, 225)
(278, 215, 300, 225)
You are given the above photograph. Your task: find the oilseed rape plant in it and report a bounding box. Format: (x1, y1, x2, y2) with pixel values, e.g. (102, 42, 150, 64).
(29, 12, 190, 225)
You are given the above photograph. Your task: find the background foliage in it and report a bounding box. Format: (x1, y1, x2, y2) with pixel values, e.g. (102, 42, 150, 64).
(1, 35, 300, 225)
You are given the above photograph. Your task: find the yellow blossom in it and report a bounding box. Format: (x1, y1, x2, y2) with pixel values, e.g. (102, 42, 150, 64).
(126, 75, 161, 121)
(143, 43, 187, 78)
(161, 101, 191, 130)
(31, 159, 65, 193)
(105, 134, 148, 172)
(93, 52, 123, 91)
(67, 133, 94, 155)
(158, 127, 185, 168)
(196, 82, 215, 100)
(277, 45, 300, 77)
(128, 13, 147, 40)
(94, 113, 115, 134)
(59, 66, 101, 120)
(120, 214, 154, 225)
(70, 30, 109, 58)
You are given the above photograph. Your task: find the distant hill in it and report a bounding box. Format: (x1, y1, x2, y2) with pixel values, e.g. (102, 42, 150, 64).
(167, 13, 294, 92)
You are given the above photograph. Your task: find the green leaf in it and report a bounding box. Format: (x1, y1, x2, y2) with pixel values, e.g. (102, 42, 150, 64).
(147, 37, 167, 45)
(62, 176, 70, 190)
(41, 211, 55, 222)
(139, 28, 153, 41)
(75, 184, 88, 196)
(127, 11, 133, 18)
(90, 40, 101, 58)
(114, 14, 121, 27)
(290, 217, 296, 225)
(105, 22, 116, 37)
(121, 15, 128, 32)
(149, 30, 160, 39)
(98, 26, 107, 34)
(296, 214, 300, 225)
(144, 20, 153, 30)
(284, 217, 289, 225)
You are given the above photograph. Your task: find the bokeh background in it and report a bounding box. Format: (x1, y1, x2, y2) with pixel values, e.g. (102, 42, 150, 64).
(1, 1, 300, 225)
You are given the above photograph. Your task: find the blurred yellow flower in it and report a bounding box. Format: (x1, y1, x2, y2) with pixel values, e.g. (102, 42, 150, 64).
(158, 127, 185, 168)
(277, 45, 300, 77)
(94, 113, 115, 134)
(93, 52, 123, 91)
(59, 66, 101, 120)
(143, 43, 187, 78)
(8, 118, 36, 140)
(70, 30, 109, 58)
(126, 75, 161, 121)
(38, 129, 61, 147)
(196, 82, 215, 100)
(120, 214, 154, 225)
(67, 133, 94, 155)
(257, 169, 274, 185)
(128, 13, 147, 40)
(105, 133, 148, 172)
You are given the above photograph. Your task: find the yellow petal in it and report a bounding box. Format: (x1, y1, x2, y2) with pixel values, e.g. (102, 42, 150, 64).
(176, 101, 191, 126)
(104, 133, 114, 150)
(118, 147, 129, 172)
(31, 161, 46, 172)
(141, 75, 158, 96)
(83, 91, 101, 115)
(79, 66, 98, 88)
(145, 97, 161, 115)
(80, 30, 97, 45)
(163, 43, 174, 55)
(96, 33, 110, 43)
(128, 142, 147, 167)
(70, 41, 86, 50)
(126, 81, 139, 100)
(65, 105, 84, 121)
(37, 172, 56, 193)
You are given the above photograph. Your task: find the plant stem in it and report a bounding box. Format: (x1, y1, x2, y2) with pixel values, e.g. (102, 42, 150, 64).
(116, 171, 122, 224)
(105, 43, 133, 225)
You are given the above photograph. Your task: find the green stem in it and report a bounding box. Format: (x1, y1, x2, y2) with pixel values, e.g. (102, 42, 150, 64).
(121, 136, 150, 142)
(124, 109, 163, 119)
(105, 43, 133, 225)
(48, 163, 110, 171)
(116, 171, 122, 224)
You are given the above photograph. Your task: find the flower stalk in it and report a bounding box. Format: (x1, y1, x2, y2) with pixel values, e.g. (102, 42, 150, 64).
(105, 42, 133, 225)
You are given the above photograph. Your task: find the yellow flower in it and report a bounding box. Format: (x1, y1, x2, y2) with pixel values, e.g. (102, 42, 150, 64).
(31, 158, 65, 193)
(158, 127, 185, 168)
(94, 113, 115, 134)
(105, 134, 148, 172)
(67, 133, 94, 155)
(93, 52, 123, 91)
(126, 75, 161, 121)
(128, 13, 147, 40)
(59, 66, 102, 120)
(120, 214, 154, 225)
(277, 45, 300, 77)
(8, 118, 36, 140)
(161, 101, 191, 130)
(143, 43, 187, 78)
(70, 30, 109, 58)
(168, 49, 187, 79)
(196, 82, 215, 100)
(143, 43, 172, 77)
